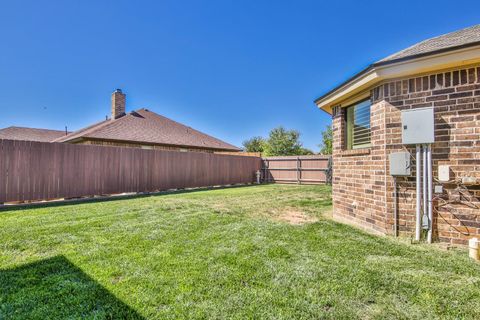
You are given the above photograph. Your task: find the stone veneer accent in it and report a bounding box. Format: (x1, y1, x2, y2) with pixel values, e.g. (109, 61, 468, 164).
(332, 65, 480, 245)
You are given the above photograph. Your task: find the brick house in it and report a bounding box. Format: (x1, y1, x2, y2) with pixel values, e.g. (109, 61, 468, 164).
(315, 24, 480, 245)
(0, 127, 69, 142)
(0, 89, 240, 153)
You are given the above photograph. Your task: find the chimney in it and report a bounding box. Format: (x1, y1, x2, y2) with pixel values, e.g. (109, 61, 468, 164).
(111, 89, 126, 119)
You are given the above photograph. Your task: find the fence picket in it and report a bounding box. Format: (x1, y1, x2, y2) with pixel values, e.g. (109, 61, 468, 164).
(0, 139, 261, 203)
(262, 155, 331, 185)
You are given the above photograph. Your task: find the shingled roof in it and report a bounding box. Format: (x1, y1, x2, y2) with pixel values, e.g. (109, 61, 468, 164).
(54, 108, 241, 151)
(378, 24, 480, 64)
(315, 24, 480, 107)
(0, 126, 68, 142)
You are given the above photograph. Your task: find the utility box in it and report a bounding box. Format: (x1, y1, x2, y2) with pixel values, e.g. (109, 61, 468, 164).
(389, 152, 411, 176)
(438, 165, 450, 182)
(401, 107, 435, 144)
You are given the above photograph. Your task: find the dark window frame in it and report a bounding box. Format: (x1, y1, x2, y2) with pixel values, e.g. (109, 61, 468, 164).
(344, 98, 372, 150)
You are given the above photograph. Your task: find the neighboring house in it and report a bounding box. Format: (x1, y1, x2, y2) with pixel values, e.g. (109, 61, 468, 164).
(0, 127, 69, 142)
(315, 24, 480, 245)
(0, 89, 241, 153)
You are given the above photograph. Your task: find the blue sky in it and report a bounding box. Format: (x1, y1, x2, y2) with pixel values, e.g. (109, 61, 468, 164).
(1, 0, 479, 151)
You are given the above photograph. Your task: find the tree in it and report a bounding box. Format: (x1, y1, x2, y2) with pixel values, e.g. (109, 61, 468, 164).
(318, 125, 332, 155)
(263, 126, 304, 156)
(243, 127, 314, 156)
(242, 136, 266, 152)
(300, 148, 314, 155)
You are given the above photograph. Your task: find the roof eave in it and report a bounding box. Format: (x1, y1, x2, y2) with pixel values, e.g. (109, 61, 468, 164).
(373, 40, 480, 67)
(78, 137, 241, 152)
(314, 44, 480, 114)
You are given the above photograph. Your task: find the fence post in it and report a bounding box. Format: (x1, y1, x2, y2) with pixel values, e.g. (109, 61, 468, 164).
(326, 156, 332, 185)
(261, 156, 330, 185)
(264, 159, 269, 183)
(296, 157, 300, 184)
(0, 139, 262, 203)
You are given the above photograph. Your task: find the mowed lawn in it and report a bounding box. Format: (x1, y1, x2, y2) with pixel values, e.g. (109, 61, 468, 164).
(1, 185, 479, 319)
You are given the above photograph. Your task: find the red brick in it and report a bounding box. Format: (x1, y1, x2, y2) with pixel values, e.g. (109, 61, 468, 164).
(332, 65, 480, 246)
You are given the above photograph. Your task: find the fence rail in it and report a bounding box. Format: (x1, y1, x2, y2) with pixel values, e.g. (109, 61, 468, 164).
(262, 155, 331, 185)
(0, 139, 261, 204)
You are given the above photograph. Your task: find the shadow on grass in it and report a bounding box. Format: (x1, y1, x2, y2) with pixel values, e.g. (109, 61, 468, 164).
(0, 183, 262, 213)
(0, 255, 143, 319)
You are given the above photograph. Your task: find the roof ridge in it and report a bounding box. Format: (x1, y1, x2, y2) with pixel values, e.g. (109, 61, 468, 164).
(0, 126, 70, 142)
(5, 125, 66, 133)
(136, 109, 239, 149)
(54, 118, 113, 142)
(139, 109, 199, 133)
(427, 23, 480, 41)
(51, 108, 240, 151)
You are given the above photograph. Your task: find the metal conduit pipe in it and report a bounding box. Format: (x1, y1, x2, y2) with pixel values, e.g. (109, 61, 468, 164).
(422, 145, 428, 232)
(415, 145, 422, 241)
(393, 176, 398, 237)
(427, 145, 433, 243)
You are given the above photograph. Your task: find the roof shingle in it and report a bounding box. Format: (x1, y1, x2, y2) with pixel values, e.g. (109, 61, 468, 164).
(55, 109, 240, 151)
(315, 24, 480, 106)
(379, 24, 480, 63)
(0, 126, 68, 142)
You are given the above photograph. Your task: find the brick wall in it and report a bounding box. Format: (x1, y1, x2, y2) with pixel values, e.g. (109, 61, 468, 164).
(331, 100, 388, 235)
(332, 65, 480, 245)
(75, 139, 217, 153)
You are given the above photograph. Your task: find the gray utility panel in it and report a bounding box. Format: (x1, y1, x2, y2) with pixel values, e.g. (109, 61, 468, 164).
(389, 152, 411, 176)
(401, 107, 435, 145)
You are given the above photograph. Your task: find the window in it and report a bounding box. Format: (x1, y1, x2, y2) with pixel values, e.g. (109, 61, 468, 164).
(344, 99, 371, 149)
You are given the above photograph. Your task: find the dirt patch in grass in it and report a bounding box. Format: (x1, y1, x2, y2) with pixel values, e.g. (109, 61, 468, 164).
(276, 209, 318, 225)
(4, 184, 480, 319)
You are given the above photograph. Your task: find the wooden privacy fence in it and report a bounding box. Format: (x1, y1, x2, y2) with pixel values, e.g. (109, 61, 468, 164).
(0, 139, 262, 203)
(262, 155, 332, 184)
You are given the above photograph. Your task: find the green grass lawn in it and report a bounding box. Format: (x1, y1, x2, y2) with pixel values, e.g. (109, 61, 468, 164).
(1, 184, 479, 319)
